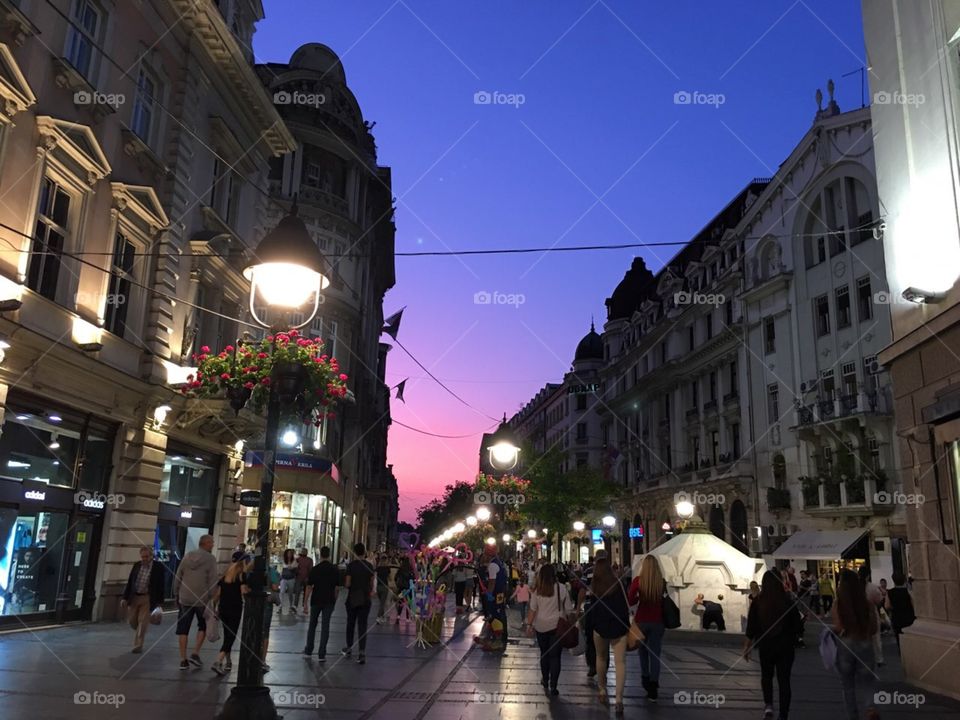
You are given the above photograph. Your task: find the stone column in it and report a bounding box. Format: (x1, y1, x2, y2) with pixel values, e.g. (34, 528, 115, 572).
(96, 422, 167, 621)
(213, 448, 245, 569)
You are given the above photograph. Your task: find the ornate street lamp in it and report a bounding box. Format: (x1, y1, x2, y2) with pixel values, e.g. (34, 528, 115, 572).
(486, 414, 521, 472)
(601, 515, 616, 528)
(220, 202, 329, 720)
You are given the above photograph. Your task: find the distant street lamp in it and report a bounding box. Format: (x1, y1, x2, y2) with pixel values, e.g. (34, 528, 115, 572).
(485, 536, 496, 546)
(453, 522, 465, 533)
(487, 414, 521, 472)
(221, 201, 329, 720)
(572, 520, 586, 532)
(476, 507, 492, 522)
(602, 515, 616, 528)
(502, 533, 512, 543)
(527, 529, 537, 539)
(466, 515, 478, 526)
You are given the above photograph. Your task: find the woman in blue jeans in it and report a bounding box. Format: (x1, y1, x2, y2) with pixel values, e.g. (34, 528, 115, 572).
(832, 568, 880, 720)
(527, 564, 569, 696)
(627, 555, 666, 701)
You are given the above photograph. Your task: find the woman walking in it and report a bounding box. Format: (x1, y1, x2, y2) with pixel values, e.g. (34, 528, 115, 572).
(590, 557, 630, 715)
(279, 549, 298, 614)
(627, 555, 667, 701)
(833, 568, 880, 720)
(527, 564, 569, 697)
(212, 551, 249, 675)
(511, 577, 531, 630)
(744, 570, 803, 719)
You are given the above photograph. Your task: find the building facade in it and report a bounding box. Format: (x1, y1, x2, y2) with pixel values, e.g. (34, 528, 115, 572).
(863, 0, 960, 700)
(0, 1, 395, 626)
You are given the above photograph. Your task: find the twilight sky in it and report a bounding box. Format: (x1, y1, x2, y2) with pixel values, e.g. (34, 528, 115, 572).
(255, 1, 868, 523)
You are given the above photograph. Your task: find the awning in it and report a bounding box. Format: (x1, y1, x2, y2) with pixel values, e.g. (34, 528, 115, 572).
(772, 529, 868, 561)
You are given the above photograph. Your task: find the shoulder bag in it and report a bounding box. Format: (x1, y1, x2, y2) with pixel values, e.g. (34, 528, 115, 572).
(662, 592, 681, 629)
(555, 585, 579, 649)
(620, 581, 645, 650)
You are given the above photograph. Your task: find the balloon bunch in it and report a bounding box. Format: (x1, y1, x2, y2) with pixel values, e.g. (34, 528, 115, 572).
(395, 536, 474, 647)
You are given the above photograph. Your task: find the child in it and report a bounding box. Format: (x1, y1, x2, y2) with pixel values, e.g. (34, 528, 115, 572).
(511, 577, 531, 629)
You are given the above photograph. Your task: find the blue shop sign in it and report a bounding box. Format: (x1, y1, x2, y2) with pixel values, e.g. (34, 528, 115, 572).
(244, 451, 335, 476)
(628, 526, 644, 539)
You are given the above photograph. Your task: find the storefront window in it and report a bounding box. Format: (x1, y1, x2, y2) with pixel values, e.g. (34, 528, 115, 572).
(0, 508, 69, 616)
(242, 491, 342, 564)
(0, 417, 79, 488)
(160, 450, 219, 508)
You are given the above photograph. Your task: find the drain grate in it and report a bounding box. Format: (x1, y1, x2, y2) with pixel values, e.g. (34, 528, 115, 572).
(392, 691, 433, 701)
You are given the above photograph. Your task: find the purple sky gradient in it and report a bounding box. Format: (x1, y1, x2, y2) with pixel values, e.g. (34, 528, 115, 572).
(255, 1, 868, 523)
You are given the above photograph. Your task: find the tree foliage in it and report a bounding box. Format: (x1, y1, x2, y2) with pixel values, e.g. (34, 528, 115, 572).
(415, 481, 475, 541)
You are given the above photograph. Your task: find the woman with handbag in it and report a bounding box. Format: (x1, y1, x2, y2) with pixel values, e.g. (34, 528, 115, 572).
(590, 557, 631, 715)
(526, 564, 570, 696)
(627, 555, 667, 701)
(279, 548, 298, 615)
(743, 570, 803, 719)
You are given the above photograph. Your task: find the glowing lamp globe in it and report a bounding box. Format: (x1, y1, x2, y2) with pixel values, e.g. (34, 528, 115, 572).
(486, 415, 521, 471)
(602, 515, 616, 528)
(466, 516, 478, 526)
(476, 507, 492, 522)
(485, 536, 496, 546)
(453, 522, 465, 533)
(675, 500, 695, 519)
(502, 533, 511, 542)
(527, 529, 537, 539)
(572, 520, 586, 532)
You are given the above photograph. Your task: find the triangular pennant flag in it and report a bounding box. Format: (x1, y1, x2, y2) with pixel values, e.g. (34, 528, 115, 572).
(382, 307, 405, 340)
(394, 379, 407, 403)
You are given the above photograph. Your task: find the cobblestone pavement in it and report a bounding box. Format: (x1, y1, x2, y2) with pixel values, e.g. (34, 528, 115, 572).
(0, 597, 956, 719)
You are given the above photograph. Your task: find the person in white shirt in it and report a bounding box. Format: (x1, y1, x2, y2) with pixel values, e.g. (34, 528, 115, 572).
(527, 564, 569, 696)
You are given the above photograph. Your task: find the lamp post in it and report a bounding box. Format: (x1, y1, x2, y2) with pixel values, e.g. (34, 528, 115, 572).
(486, 414, 521, 474)
(219, 202, 328, 720)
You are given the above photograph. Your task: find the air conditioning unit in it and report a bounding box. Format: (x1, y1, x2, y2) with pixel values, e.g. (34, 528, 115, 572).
(750, 538, 763, 554)
(767, 524, 778, 537)
(865, 357, 881, 375)
(779, 524, 789, 536)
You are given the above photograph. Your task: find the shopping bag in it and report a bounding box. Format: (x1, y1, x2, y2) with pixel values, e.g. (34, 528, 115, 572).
(819, 627, 839, 671)
(569, 620, 587, 656)
(662, 595, 681, 629)
(149, 607, 163, 626)
(204, 607, 221, 643)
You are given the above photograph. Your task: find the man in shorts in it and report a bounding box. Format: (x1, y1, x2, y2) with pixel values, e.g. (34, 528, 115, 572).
(174, 534, 218, 670)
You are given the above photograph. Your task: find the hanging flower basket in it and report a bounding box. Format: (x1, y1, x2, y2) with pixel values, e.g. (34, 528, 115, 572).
(181, 329, 348, 426)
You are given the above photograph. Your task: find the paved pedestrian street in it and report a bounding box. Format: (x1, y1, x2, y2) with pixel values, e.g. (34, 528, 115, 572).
(0, 597, 955, 719)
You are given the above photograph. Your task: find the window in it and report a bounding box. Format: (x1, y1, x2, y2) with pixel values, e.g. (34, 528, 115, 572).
(575, 394, 586, 411)
(705, 313, 713, 340)
(728, 360, 738, 394)
(576, 423, 587, 441)
(131, 66, 159, 144)
(65, 0, 101, 81)
(829, 228, 847, 257)
(764, 317, 776, 354)
(28, 178, 70, 301)
(867, 436, 881, 471)
(690, 380, 698, 409)
(691, 436, 701, 469)
(821, 369, 835, 399)
(817, 237, 826, 264)
(842, 362, 857, 396)
(710, 430, 719, 464)
(709, 371, 717, 401)
(836, 286, 851, 328)
(688, 325, 694, 351)
(160, 449, 219, 508)
(105, 233, 135, 337)
(767, 383, 780, 423)
(815, 295, 830, 336)
(576, 453, 588, 469)
(725, 300, 733, 326)
(663, 394, 670, 426)
(209, 158, 240, 227)
(857, 276, 873, 321)
(660, 342, 667, 365)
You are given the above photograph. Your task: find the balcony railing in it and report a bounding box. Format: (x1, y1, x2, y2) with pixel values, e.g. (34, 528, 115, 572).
(767, 486, 791, 511)
(796, 389, 893, 426)
(798, 474, 893, 516)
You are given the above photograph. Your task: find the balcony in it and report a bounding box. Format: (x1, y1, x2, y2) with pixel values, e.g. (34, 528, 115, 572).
(703, 399, 718, 414)
(723, 391, 739, 411)
(299, 185, 350, 218)
(795, 389, 893, 428)
(798, 474, 894, 517)
(766, 486, 791, 512)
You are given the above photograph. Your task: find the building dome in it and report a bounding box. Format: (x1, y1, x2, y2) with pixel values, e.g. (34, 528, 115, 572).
(289, 43, 346, 84)
(574, 322, 603, 361)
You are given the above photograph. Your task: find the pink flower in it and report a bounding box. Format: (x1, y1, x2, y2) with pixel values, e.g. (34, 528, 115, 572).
(224, 345, 234, 352)
(258, 352, 268, 359)
(220, 373, 230, 380)
(244, 381, 255, 389)
(261, 377, 271, 386)
(288, 329, 300, 338)
(200, 346, 210, 353)
(266, 335, 274, 342)
(339, 373, 348, 381)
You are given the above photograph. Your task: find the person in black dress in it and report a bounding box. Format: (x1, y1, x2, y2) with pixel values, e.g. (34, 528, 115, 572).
(212, 551, 249, 675)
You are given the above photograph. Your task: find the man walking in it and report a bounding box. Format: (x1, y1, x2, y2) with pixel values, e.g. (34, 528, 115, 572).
(480, 543, 508, 653)
(303, 546, 339, 661)
(296, 548, 313, 613)
(342, 542, 375, 664)
(121, 545, 164, 653)
(174, 534, 218, 670)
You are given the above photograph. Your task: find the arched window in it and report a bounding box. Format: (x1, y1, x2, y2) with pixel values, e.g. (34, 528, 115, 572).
(802, 176, 875, 268)
(772, 453, 787, 489)
(708, 506, 725, 540)
(730, 500, 749, 553)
